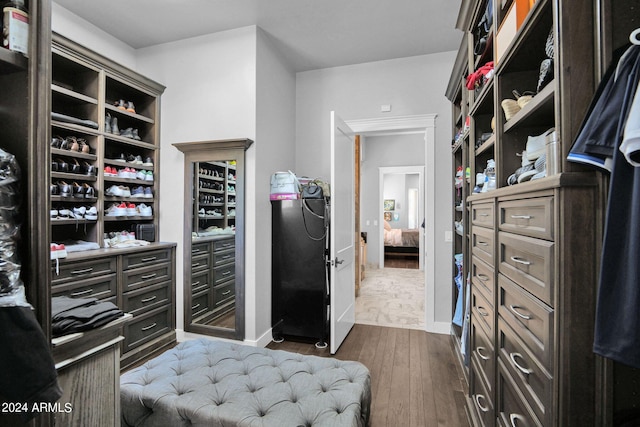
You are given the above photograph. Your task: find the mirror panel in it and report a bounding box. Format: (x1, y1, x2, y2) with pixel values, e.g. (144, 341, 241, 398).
(173, 139, 252, 340)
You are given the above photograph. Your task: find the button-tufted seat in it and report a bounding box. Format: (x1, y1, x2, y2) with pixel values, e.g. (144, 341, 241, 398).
(121, 338, 371, 427)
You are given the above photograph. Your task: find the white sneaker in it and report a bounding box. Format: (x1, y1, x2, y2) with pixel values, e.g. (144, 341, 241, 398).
(136, 170, 147, 180)
(73, 206, 86, 219)
(526, 128, 554, 161)
(144, 171, 154, 181)
(106, 203, 126, 217)
(137, 203, 152, 217)
(85, 206, 98, 220)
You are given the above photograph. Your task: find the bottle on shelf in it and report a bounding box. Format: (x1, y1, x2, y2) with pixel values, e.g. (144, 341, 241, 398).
(2, 0, 28, 55)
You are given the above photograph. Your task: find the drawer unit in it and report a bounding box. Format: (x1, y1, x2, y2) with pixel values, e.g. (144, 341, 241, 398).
(51, 257, 117, 285)
(122, 247, 172, 270)
(472, 202, 495, 228)
(213, 248, 235, 266)
(498, 318, 552, 426)
(472, 226, 494, 265)
(190, 268, 210, 293)
(213, 280, 235, 307)
(498, 231, 554, 306)
(213, 263, 235, 285)
(122, 281, 171, 316)
(472, 285, 494, 338)
(191, 289, 211, 319)
(123, 305, 172, 352)
(472, 256, 495, 307)
(51, 273, 117, 301)
(471, 319, 495, 395)
(499, 196, 554, 241)
(191, 242, 210, 256)
(191, 251, 211, 272)
(470, 358, 494, 427)
(498, 274, 554, 372)
(213, 236, 235, 251)
(123, 262, 172, 292)
(496, 359, 542, 427)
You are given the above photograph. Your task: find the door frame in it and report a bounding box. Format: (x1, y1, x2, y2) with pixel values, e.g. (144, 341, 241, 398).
(346, 114, 449, 334)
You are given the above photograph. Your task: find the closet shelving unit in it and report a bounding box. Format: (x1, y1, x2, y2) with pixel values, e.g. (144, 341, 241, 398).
(193, 161, 237, 231)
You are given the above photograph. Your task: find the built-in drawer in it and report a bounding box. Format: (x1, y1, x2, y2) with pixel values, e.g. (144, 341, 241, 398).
(191, 242, 210, 257)
(498, 318, 552, 426)
(472, 226, 494, 266)
(123, 263, 172, 292)
(496, 359, 543, 427)
(123, 305, 172, 352)
(213, 237, 235, 252)
(190, 269, 210, 293)
(498, 274, 554, 372)
(122, 248, 172, 270)
(472, 256, 494, 307)
(191, 252, 210, 272)
(498, 231, 554, 306)
(51, 272, 117, 301)
(191, 289, 210, 319)
(213, 280, 235, 306)
(499, 196, 554, 241)
(51, 257, 116, 285)
(472, 284, 494, 339)
(472, 202, 495, 229)
(470, 358, 494, 427)
(213, 263, 235, 285)
(213, 248, 234, 267)
(471, 318, 495, 395)
(122, 281, 171, 316)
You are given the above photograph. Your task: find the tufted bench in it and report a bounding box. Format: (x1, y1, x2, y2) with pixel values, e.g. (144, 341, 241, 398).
(120, 338, 371, 427)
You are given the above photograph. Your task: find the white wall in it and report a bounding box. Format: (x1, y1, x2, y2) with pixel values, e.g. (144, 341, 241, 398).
(296, 51, 456, 327)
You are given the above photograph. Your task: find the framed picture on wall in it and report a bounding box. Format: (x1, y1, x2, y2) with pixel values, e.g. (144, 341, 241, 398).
(384, 211, 392, 221)
(383, 199, 395, 211)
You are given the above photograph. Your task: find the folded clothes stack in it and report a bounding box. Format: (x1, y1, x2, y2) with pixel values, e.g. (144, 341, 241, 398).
(51, 296, 124, 337)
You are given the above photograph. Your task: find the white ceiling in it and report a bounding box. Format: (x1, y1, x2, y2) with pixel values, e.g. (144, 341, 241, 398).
(53, 0, 463, 72)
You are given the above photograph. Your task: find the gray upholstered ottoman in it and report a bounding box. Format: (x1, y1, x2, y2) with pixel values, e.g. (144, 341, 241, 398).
(120, 338, 371, 427)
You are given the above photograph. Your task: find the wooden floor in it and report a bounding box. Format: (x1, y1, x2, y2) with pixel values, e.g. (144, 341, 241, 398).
(384, 255, 419, 269)
(268, 324, 469, 427)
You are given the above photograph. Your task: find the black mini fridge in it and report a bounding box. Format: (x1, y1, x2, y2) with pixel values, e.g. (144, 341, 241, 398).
(271, 198, 329, 346)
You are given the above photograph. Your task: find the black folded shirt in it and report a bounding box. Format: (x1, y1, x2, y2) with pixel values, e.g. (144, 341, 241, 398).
(51, 296, 124, 337)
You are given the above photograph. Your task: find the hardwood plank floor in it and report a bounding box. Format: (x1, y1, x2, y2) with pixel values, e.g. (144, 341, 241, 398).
(267, 324, 469, 427)
(384, 255, 419, 269)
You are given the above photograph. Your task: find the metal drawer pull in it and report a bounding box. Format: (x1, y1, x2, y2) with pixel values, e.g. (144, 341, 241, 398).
(510, 214, 532, 220)
(221, 254, 232, 260)
(222, 271, 231, 276)
(509, 305, 532, 320)
(479, 213, 489, 217)
(71, 289, 93, 296)
(474, 394, 489, 412)
(509, 352, 533, 375)
(192, 262, 200, 267)
(222, 290, 231, 296)
(477, 273, 490, 282)
(477, 241, 489, 246)
(141, 273, 157, 280)
(141, 322, 157, 331)
(476, 346, 490, 360)
(192, 249, 201, 254)
(70, 267, 94, 275)
(141, 256, 157, 262)
(510, 256, 531, 265)
(477, 306, 489, 317)
(192, 281, 200, 287)
(141, 295, 157, 303)
(510, 413, 527, 427)
(192, 304, 200, 310)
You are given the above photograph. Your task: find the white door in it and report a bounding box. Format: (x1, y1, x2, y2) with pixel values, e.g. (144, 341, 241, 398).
(330, 111, 356, 354)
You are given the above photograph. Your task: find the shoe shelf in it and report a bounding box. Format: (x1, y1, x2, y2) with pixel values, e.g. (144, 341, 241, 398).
(502, 79, 555, 133)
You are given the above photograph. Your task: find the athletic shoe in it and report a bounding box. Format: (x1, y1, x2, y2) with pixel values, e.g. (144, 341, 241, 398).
(131, 186, 145, 198)
(73, 206, 86, 219)
(143, 187, 153, 198)
(50, 243, 68, 260)
(526, 128, 554, 161)
(142, 157, 153, 166)
(85, 206, 98, 220)
(106, 203, 126, 217)
(104, 166, 117, 177)
(144, 170, 154, 181)
(126, 202, 137, 216)
(137, 203, 152, 217)
(136, 170, 147, 180)
(198, 208, 205, 217)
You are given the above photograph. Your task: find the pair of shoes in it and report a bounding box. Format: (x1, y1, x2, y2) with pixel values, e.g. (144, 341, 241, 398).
(71, 182, 96, 198)
(131, 186, 153, 198)
(104, 165, 118, 177)
(526, 128, 555, 161)
(71, 206, 98, 220)
(105, 113, 120, 135)
(106, 185, 131, 197)
(115, 99, 136, 114)
(119, 128, 141, 140)
(501, 89, 535, 120)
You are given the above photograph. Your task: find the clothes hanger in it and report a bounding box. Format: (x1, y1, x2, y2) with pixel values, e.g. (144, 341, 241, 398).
(630, 28, 640, 45)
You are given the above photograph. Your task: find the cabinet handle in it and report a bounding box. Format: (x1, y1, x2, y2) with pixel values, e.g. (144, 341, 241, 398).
(192, 304, 200, 310)
(222, 290, 231, 296)
(510, 413, 527, 427)
(477, 306, 489, 317)
(509, 352, 533, 375)
(510, 256, 531, 266)
(509, 304, 532, 320)
(479, 213, 489, 217)
(141, 273, 157, 280)
(141, 322, 157, 331)
(221, 254, 232, 260)
(141, 256, 157, 262)
(141, 295, 157, 303)
(474, 394, 489, 413)
(477, 241, 489, 246)
(510, 214, 532, 220)
(71, 288, 93, 296)
(476, 346, 490, 360)
(222, 271, 231, 276)
(70, 267, 93, 275)
(477, 273, 490, 282)
(192, 249, 201, 254)
(192, 280, 200, 287)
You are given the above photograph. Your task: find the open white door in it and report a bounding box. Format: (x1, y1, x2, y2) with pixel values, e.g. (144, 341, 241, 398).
(330, 111, 356, 354)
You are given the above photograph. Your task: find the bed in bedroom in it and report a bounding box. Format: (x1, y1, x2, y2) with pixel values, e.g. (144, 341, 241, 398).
(120, 338, 371, 427)
(383, 220, 419, 256)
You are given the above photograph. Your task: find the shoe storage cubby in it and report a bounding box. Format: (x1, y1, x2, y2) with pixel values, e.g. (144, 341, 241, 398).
(50, 33, 164, 248)
(194, 161, 237, 231)
(446, 0, 620, 425)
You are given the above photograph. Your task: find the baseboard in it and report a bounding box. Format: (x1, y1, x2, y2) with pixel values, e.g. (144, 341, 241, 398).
(425, 320, 452, 335)
(243, 328, 275, 348)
